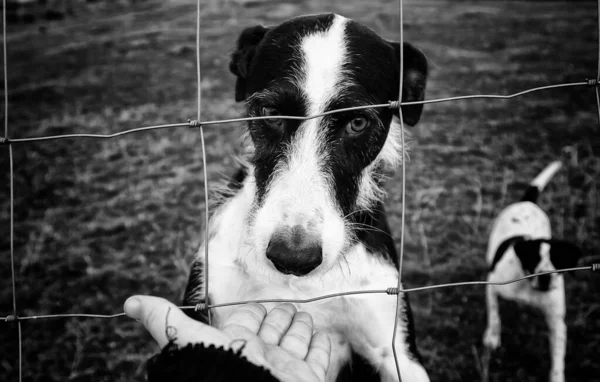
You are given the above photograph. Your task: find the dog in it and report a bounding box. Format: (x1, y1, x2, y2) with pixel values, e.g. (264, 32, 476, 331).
(183, 13, 430, 382)
(483, 160, 582, 382)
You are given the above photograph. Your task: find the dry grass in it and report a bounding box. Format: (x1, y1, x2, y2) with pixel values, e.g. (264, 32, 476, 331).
(1, 0, 600, 381)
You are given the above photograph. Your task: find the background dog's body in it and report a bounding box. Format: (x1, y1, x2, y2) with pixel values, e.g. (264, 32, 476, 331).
(184, 13, 429, 382)
(484, 161, 581, 382)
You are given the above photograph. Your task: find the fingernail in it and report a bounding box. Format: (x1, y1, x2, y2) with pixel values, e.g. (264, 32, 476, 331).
(124, 297, 142, 321)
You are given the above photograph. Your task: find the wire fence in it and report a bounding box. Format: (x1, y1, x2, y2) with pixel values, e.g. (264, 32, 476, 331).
(2, 0, 600, 381)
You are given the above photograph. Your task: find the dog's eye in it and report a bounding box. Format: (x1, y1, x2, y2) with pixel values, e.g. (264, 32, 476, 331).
(261, 106, 284, 129)
(345, 117, 369, 136)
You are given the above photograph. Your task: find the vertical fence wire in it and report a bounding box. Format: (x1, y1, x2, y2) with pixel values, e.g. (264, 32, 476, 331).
(10, 146, 21, 382)
(196, 0, 211, 325)
(2, 0, 4, 139)
(3, 0, 23, 381)
(596, 0, 600, 125)
(2, 1, 600, 381)
(391, 0, 405, 379)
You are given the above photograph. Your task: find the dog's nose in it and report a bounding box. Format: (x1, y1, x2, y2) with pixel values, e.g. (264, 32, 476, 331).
(266, 225, 322, 276)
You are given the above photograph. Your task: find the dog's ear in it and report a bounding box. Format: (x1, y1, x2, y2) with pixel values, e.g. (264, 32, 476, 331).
(548, 239, 582, 270)
(229, 25, 270, 102)
(391, 42, 428, 126)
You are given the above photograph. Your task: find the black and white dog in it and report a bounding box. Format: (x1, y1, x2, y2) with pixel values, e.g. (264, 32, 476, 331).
(183, 13, 429, 382)
(483, 161, 582, 382)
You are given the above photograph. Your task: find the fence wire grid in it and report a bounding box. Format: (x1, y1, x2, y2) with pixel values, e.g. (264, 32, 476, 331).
(2, 0, 600, 381)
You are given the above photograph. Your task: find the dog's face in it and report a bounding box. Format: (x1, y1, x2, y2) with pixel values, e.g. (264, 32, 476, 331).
(229, 13, 427, 277)
(514, 239, 582, 291)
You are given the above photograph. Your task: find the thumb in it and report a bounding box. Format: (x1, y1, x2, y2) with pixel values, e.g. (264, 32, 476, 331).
(124, 295, 229, 349)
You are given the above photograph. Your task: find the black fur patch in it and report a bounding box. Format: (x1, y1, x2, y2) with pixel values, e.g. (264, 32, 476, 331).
(513, 239, 582, 274)
(506, 239, 551, 290)
(182, 260, 211, 323)
(537, 274, 551, 291)
(548, 239, 582, 270)
(512, 238, 581, 291)
(335, 351, 380, 382)
(489, 236, 528, 272)
(229, 166, 248, 187)
(211, 165, 249, 211)
(513, 239, 543, 276)
(520, 185, 540, 204)
(229, 25, 270, 102)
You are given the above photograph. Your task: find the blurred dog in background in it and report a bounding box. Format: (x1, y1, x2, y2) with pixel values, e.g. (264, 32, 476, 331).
(483, 160, 582, 382)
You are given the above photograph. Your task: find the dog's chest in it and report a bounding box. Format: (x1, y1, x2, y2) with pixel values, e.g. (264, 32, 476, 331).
(207, 254, 389, 332)
(198, 189, 419, 380)
(208, 258, 394, 381)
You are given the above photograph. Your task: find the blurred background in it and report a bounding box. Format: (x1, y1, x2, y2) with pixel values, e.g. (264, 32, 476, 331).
(1, 0, 599, 381)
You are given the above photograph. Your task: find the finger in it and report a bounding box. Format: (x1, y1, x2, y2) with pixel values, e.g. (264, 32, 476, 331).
(305, 331, 331, 381)
(123, 295, 228, 349)
(220, 304, 271, 369)
(221, 303, 267, 338)
(257, 303, 297, 345)
(279, 311, 313, 359)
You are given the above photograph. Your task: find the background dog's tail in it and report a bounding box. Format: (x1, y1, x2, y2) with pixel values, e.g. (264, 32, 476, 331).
(521, 160, 563, 203)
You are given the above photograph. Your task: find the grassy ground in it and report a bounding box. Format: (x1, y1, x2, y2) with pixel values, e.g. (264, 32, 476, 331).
(1, 0, 599, 381)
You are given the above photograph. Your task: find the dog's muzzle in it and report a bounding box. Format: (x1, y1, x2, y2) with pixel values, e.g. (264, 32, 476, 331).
(266, 225, 322, 276)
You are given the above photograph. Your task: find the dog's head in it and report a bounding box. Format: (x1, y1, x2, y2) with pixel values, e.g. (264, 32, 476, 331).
(513, 239, 582, 291)
(229, 14, 427, 277)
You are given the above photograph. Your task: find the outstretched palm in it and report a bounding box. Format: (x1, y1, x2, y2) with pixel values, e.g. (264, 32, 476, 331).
(124, 296, 331, 382)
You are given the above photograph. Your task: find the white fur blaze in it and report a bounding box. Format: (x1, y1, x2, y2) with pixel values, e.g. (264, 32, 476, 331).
(301, 15, 348, 115)
(251, 15, 350, 272)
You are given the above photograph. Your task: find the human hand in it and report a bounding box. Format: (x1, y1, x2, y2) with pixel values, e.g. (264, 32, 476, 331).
(124, 296, 331, 382)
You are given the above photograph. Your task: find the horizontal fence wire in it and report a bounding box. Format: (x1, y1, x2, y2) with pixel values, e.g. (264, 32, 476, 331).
(597, 0, 600, 128)
(2, 0, 600, 381)
(3, 265, 598, 323)
(0, 81, 595, 145)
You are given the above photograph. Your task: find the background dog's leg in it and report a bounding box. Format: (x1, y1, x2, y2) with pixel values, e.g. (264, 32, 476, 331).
(483, 285, 501, 350)
(540, 283, 567, 382)
(545, 313, 566, 382)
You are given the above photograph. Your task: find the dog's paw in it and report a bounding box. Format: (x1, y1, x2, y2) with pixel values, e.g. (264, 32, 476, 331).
(482, 328, 501, 350)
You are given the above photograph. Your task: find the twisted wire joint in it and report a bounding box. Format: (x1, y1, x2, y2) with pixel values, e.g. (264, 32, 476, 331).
(386, 287, 399, 295)
(194, 303, 207, 312)
(188, 119, 201, 128)
(587, 78, 599, 87)
(592, 263, 600, 272)
(0, 136, 9, 144)
(4, 314, 18, 322)
(388, 100, 401, 109)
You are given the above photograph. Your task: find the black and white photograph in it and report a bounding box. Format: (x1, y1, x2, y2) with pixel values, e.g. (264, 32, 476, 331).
(1, 0, 599, 381)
